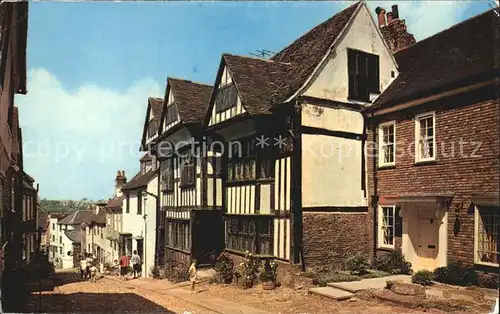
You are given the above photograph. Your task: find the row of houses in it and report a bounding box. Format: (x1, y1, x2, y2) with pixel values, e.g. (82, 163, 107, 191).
(0, 1, 43, 312)
(52, 1, 498, 280)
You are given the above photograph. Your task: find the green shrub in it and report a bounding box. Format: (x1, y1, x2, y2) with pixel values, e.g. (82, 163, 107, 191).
(433, 263, 478, 286)
(477, 272, 499, 289)
(259, 260, 278, 283)
(373, 251, 412, 275)
(214, 253, 234, 284)
(412, 270, 435, 286)
(344, 253, 369, 275)
(361, 270, 391, 279)
(150, 264, 161, 279)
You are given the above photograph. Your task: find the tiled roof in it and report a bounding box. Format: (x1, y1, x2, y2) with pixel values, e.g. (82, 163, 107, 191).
(373, 8, 498, 109)
(89, 210, 106, 225)
(269, 1, 361, 102)
(168, 78, 213, 123)
(22, 181, 36, 191)
(122, 169, 159, 191)
(222, 54, 292, 115)
(64, 229, 81, 244)
(106, 195, 124, 209)
(149, 97, 163, 135)
(38, 212, 49, 231)
(139, 152, 152, 162)
(11, 107, 19, 159)
(58, 209, 92, 225)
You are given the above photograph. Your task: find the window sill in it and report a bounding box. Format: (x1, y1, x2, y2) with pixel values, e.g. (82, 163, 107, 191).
(347, 97, 371, 104)
(474, 261, 499, 268)
(179, 184, 195, 189)
(414, 159, 437, 166)
(377, 164, 396, 170)
(377, 245, 396, 252)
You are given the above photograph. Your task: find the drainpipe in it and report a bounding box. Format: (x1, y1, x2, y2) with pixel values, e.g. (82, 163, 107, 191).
(369, 113, 379, 263)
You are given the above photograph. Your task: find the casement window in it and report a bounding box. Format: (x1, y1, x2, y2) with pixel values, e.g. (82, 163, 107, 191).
(378, 205, 402, 249)
(474, 206, 499, 266)
(347, 48, 380, 102)
(165, 104, 178, 126)
(161, 159, 174, 192)
(227, 140, 256, 182)
(226, 217, 272, 255)
(215, 84, 238, 113)
(415, 112, 436, 162)
(378, 121, 396, 167)
(125, 193, 130, 214)
(180, 157, 195, 187)
(137, 191, 143, 215)
(166, 221, 190, 250)
(258, 142, 279, 180)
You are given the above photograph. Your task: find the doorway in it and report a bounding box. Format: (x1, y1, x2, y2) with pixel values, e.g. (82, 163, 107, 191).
(416, 208, 439, 271)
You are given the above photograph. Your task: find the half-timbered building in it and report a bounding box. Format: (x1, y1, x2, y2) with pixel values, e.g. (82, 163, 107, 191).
(152, 77, 224, 266)
(202, 1, 404, 270)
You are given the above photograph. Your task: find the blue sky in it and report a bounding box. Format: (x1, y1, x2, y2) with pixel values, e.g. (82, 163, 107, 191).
(16, 1, 493, 200)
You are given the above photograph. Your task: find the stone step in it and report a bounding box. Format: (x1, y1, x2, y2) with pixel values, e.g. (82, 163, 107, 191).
(309, 286, 354, 301)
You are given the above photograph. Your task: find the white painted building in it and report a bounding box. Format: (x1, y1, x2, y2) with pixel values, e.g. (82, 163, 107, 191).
(57, 209, 92, 269)
(121, 154, 159, 278)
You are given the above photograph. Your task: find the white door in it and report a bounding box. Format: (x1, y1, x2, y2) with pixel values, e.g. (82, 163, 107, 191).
(416, 208, 439, 271)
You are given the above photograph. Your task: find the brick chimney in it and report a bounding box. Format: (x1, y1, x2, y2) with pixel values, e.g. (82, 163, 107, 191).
(115, 170, 127, 197)
(375, 7, 386, 27)
(378, 5, 416, 53)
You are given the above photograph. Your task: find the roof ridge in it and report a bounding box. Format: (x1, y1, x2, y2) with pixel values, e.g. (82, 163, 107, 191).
(168, 76, 213, 87)
(395, 7, 498, 55)
(223, 52, 290, 65)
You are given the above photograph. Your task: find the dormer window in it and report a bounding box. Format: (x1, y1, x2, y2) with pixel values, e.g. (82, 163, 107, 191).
(347, 48, 380, 102)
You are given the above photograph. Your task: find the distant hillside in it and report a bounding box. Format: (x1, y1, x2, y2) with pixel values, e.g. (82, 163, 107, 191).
(40, 198, 96, 213)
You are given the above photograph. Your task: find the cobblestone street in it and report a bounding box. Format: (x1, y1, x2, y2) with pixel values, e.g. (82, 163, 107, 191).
(28, 270, 215, 313)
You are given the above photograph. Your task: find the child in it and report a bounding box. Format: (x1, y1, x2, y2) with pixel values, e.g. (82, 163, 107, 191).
(89, 263, 98, 283)
(188, 259, 197, 294)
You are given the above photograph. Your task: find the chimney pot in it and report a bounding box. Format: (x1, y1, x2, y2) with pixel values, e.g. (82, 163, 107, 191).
(387, 12, 393, 24)
(121, 170, 126, 178)
(391, 4, 399, 19)
(116, 170, 121, 177)
(376, 7, 387, 27)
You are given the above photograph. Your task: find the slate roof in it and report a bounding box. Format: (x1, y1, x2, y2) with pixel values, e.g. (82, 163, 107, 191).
(58, 209, 92, 225)
(38, 212, 49, 231)
(106, 195, 124, 209)
(372, 8, 498, 110)
(167, 78, 213, 123)
(64, 229, 81, 244)
(211, 2, 361, 116)
(122, 169, 159, 191)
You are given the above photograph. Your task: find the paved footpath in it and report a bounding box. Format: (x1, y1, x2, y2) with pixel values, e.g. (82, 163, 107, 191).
(107, 276, 272, 314)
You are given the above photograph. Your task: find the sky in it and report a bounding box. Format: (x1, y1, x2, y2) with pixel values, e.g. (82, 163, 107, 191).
(16, 1, 493, 200)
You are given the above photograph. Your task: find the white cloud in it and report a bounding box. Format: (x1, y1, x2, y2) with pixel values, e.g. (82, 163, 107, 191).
(367, 1, 473, 41)
(16, 68, 162, 200)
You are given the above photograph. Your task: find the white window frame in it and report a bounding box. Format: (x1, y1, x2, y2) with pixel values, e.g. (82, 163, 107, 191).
(415, 111, 436, 163)
(474, 206, 499, 267)
(378, 120, 396, 167)
(378, 205, 396, 249)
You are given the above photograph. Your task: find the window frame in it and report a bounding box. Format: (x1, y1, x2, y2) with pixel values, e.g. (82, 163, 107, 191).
(215, 83, 238, 113)
(474, 206, 499, 267)
(414, 111, 436, 163)
(137, 191, 143, 215)
(180, 157, 196, 188)
(126, 194, 130, 213)
(378, 120, 396, 168)
(225, 216, 273, 256)
(347, 48, 380, 103)
(165, 104, 178, 127)
(378, 205, 397, 249)
(161, 159, 175, 192)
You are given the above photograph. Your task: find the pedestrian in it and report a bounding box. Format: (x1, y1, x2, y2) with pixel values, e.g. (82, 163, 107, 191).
(188, 259, 197, 294)
(119, 254, 130, 280)
(113, 259, 120, 277)
(85, 253, 93, 280)
(79, 255, 87, 279)
(130, 250, 141, 279)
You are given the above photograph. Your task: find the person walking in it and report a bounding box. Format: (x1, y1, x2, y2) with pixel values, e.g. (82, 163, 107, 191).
(188, 259, 197, 294)
(130, 250, 141, 279)
(79, 255, 87, 279)
(119, 254, 130, 280)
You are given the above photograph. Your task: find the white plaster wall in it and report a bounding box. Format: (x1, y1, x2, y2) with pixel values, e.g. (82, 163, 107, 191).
(302, 5, 398, 104)
(122, 192, 144, 238)
(302, 104, 364, 134)
(144, 176, 158, 278)
(60, 226, 75, 269)
(301, 134, 366, 207)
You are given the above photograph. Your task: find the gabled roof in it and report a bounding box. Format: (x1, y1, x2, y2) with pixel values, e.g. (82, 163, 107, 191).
(140, 97, 163, 150)
(58, 209, 92, 225)
(166, 78, 213, 124)
(140, 152, 152, 162)
(203, 1, 361, 127)
(372, 8, 498, 110)
(64, 229, 81, 244)
(221, 54, 292, 114)
(270, 1, 361, 101)
(122, 169, 159, 191)
(88, 210, 106, 225)
(106, 195, 124, 210)
(38, 212, 49, 231)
